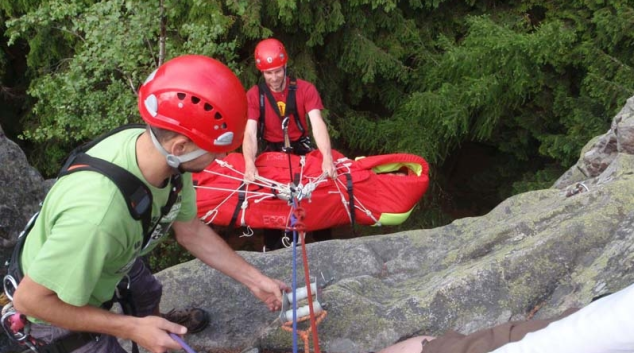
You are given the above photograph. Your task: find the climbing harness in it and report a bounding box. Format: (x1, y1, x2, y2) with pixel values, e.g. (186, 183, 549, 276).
(257, 75, 307, 146)
(2, 124, 183, 353)
(1, 299, 101, 353)
(1, 302, 40, 352)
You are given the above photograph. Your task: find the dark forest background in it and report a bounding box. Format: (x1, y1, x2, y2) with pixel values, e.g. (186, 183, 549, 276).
(2, 0, 633, 234)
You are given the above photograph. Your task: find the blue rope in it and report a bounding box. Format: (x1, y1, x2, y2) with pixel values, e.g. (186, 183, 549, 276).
(291, 197, 299, 353)
(170, 333, 198, 353)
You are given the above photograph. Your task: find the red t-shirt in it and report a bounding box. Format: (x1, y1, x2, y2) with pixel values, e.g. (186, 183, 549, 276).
(247, 77, 324, 142)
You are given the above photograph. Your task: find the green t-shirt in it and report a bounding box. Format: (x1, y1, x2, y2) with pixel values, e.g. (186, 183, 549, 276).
(21, 128, 197, 308)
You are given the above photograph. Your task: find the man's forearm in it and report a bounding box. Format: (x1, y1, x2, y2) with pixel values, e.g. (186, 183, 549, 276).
(308, 111, 333, 160)
(243, 135, 258, 165)
(13, 277, 137, 340)
(174, 220, 267, 291)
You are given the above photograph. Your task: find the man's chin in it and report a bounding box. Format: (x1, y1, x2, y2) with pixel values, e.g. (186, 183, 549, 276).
(269, 83, 283, 91)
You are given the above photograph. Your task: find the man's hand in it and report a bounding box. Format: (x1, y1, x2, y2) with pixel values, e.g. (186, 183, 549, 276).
(130, 316, 188, 353)
(244, 163, 259, 182)
(322, 158, 337, 179)
(250, 277, 290, 311)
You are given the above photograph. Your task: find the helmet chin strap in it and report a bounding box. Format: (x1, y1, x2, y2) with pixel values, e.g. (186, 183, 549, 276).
(149, 128, 208, 169)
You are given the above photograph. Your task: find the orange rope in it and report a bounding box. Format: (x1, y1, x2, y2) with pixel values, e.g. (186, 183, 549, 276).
(284, 206, 323, 353)
(281, 310, 328, 353)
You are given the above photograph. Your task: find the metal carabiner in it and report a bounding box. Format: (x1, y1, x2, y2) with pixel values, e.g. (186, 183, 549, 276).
(1, 310, 30, 344)
(3, 275, 18, 302)
(281, 117, 293, 153)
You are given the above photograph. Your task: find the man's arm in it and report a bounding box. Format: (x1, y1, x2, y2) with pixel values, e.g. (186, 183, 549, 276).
(242, 119, 260, 182)
(489, 283, 634, 353)
(172, 218, 288, 310)
(307, 109, 336, 178)
(12, 276, 185, 353)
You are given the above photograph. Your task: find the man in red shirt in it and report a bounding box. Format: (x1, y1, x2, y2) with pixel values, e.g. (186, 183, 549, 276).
(242, 38, 336, 250)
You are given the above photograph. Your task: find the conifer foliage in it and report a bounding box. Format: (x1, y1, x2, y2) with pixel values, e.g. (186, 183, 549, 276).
(2, 0, 634, 224)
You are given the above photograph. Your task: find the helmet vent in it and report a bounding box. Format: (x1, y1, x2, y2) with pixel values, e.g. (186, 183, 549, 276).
(204, 103, 213, 111)
(191, 96, 201, 104)
(214, 112, 223, 120)
(177, 93, 186, 100)
(221, 123, 227, 129)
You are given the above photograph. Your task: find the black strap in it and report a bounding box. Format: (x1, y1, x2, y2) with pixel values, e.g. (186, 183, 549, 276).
(258, 84, 266, 143)
(36, 332, 101, 353)
(59, 153, 154, 243)
(60, 124, 147, 169)
(257, 75, 306, 140)
(229, 183, 248, 229)
(264, 137, 313, 155)
(5, 211, 39, 296)
(344, 173, 357, 235)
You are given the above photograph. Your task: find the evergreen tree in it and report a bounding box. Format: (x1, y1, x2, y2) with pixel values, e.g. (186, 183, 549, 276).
(3, 0, 634, 226)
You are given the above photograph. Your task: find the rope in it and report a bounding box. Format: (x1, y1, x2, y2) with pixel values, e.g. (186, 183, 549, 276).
(291, 223, 299, 353)
(0, 292, 9, 307)
(281, 310, 328, 353)
(287, 204, 322, 353)
(196, 156, 381, 230)
(169, 333, 198, 353)
(300, 229, 321, 353)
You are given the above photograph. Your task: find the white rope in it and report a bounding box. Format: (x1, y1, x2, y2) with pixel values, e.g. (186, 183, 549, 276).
(239, 190, 249, 226)
(201, 159, 289, 193)
(199, 184, 244, 224)
(195, 155, 381, 228)
(195, 184, 270, 197)
(240, 226, 254, 238)
(201, 209, 218, 225)
(328, 163, 380, 226)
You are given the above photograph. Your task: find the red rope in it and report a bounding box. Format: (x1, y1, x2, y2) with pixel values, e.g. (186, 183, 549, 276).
(300, 230, 321, 353)
(289, 206, 322, 353)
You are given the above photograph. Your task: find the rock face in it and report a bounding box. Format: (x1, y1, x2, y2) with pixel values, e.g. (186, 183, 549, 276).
(3, 97, 634, 353)
(157, 173, 634, 352)
(555, 95, 634, 188)
(0, 126, 48, 353)
(0, 126, 48, 277)
(155, 96, 634, 353)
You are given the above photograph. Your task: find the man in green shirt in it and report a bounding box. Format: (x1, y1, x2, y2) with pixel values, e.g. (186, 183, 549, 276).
(11, 55, 288, 353)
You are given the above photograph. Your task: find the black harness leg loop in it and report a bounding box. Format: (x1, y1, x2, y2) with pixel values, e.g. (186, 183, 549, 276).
(344, 173, 357, 236)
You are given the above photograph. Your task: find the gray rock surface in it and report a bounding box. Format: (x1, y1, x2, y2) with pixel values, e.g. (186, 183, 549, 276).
(555, 95, 634, 188)
(154, 96, 634, 352)
(157, 163, 634, 352)
(0, 126, 47, 277)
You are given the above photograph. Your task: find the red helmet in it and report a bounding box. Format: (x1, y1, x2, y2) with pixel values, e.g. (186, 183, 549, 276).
(254, 38, 288, 71)
(138, 55, 247, 153)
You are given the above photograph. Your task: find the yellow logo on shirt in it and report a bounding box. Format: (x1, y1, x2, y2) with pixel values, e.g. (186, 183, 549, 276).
(277, 101, 286, 116)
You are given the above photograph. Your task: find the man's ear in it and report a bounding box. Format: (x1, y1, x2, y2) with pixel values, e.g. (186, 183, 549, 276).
(168, 135, 191, 156)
